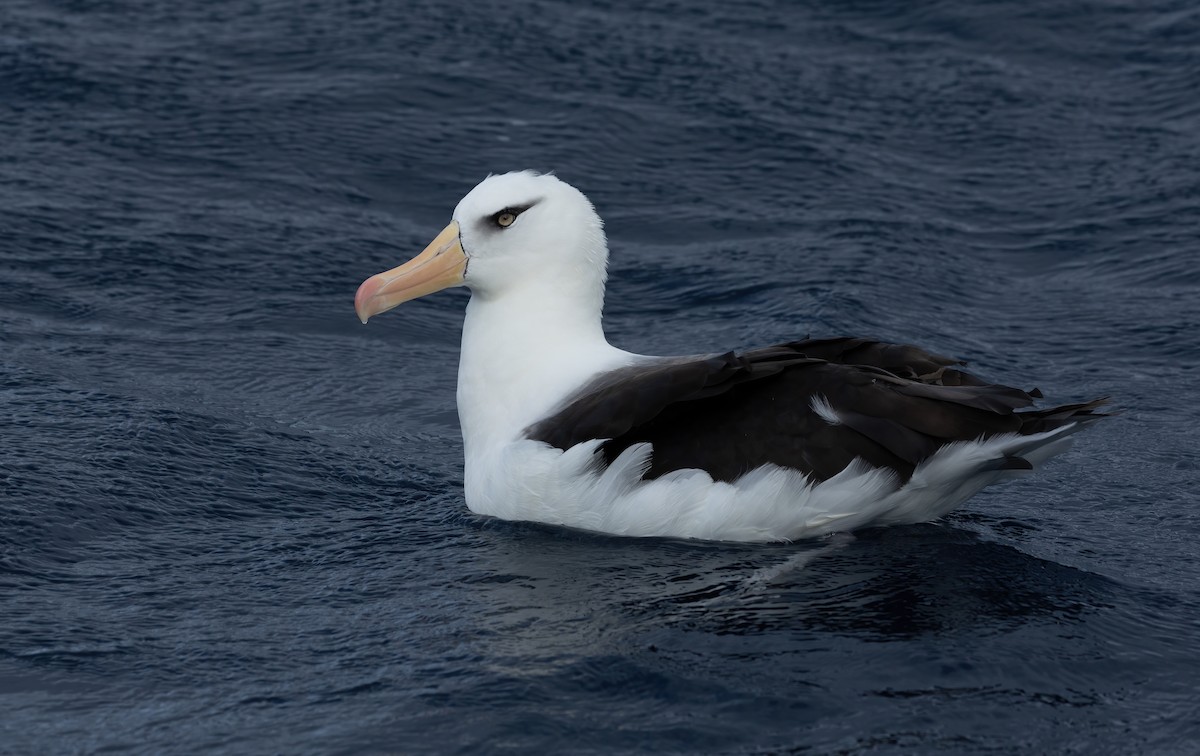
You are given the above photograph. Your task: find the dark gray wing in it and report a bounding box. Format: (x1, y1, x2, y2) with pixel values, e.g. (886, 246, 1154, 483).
(524, 337, 1108, 483)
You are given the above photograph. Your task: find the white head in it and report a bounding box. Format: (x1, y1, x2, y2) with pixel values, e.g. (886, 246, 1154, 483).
(455, 171, 608, 302)
(355, 171, 610, 322)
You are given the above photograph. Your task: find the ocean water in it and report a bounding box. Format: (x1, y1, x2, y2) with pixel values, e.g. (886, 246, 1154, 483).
(3, 0, 1199, 753)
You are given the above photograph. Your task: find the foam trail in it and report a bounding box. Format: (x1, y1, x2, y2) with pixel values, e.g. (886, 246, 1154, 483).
(707, 532, 856, 607)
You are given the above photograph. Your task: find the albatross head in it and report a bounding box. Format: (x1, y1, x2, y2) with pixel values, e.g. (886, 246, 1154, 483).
(355, 171, 609, 323)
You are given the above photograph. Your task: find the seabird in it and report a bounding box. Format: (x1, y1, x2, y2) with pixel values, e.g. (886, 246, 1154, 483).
(355, 171, 1107, 542)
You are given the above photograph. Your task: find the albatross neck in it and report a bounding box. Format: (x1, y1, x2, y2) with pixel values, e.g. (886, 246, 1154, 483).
(456, 280, 633, 451)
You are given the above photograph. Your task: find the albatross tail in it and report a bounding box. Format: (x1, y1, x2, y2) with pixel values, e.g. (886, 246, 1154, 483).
(873, 398, 1112, 528)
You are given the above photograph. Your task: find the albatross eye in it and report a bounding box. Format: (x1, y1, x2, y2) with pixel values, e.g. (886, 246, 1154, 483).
(488, 204, 534, 230)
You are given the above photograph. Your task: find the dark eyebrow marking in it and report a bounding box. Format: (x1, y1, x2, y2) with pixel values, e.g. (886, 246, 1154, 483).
(487, 201, 538, 226)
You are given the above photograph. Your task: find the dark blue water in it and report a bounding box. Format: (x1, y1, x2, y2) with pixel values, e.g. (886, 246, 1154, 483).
(3, 0, 1199, 752)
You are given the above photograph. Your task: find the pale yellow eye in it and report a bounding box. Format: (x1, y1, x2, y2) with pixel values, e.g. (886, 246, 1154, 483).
(496, 212, 517, 228)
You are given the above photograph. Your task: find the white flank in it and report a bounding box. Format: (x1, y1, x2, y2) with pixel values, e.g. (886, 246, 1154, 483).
(463, 423, 1086, 542)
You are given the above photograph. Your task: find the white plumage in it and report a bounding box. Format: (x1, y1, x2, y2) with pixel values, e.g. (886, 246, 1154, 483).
(461, 428, 1081, 541)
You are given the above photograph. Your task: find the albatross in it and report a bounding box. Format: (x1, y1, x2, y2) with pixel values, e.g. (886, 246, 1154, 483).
(355, 171, 1107, 542)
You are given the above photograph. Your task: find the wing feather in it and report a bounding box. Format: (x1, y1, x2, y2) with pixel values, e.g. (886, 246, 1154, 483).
(524, 337, 1107, 483)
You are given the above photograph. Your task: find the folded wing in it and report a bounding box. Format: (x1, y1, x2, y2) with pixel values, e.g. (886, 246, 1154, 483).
(525, 337, 1108, 483)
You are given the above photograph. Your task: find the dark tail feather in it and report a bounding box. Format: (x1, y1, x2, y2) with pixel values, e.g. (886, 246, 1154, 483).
(1017, 397, 1112, 435)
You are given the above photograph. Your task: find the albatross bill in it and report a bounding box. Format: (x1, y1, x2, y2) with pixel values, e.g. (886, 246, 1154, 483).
(355, 220, 467, 323)
(354, 170, 1108, 542)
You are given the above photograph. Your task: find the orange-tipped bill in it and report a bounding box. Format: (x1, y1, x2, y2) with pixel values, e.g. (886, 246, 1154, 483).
(355, 221, 467, 323)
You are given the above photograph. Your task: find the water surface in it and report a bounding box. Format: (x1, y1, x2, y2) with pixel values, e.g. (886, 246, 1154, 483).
(3, 0, 1199, 752)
